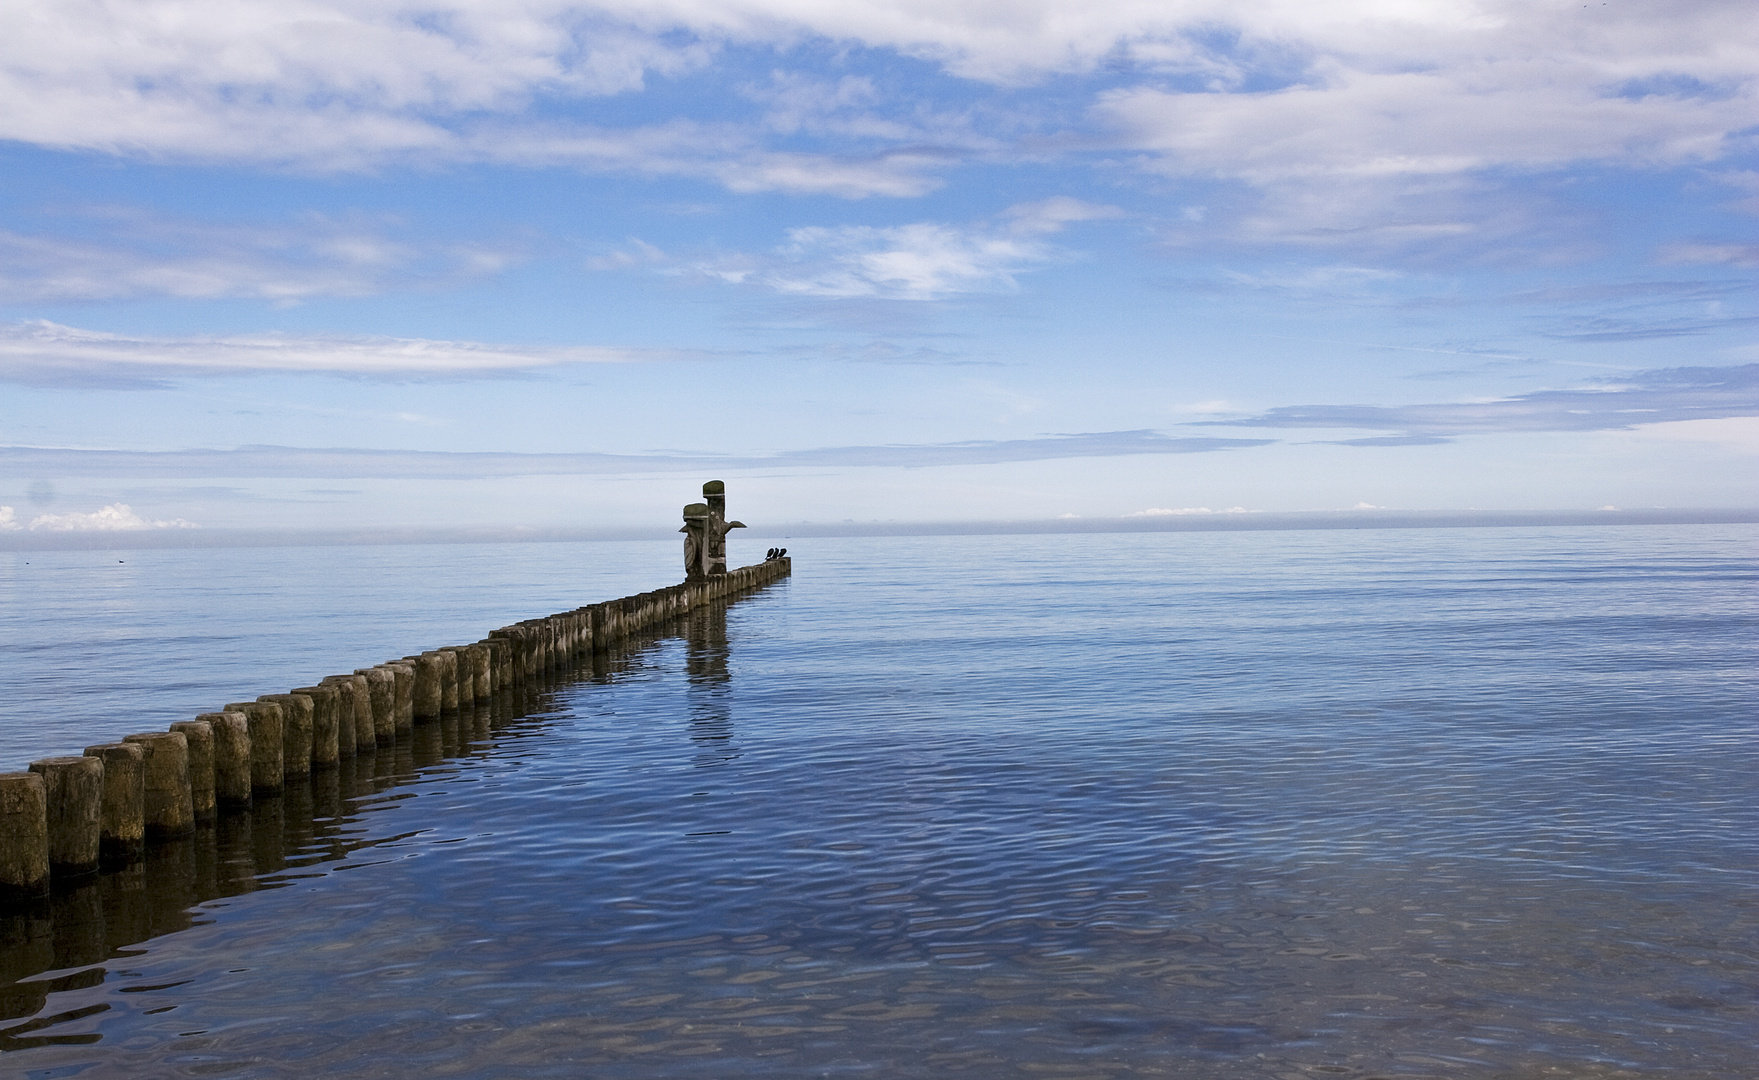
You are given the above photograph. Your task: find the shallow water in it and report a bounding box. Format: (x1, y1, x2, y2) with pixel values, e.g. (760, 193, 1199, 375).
(2, 526, 1756, 1078)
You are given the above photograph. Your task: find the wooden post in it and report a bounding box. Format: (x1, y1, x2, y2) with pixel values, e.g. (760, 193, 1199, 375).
(168, 720, 216, 822)
(0, 771, 50, 900)
(257, 693, 314, 778)
(28, 756, 103, 877)
(223, 702, 284, 794)
(83, 742, 145, 862)
(198, 711, 252, 806)
(291, 685, 340, 768)
(122, 731, 194, 840)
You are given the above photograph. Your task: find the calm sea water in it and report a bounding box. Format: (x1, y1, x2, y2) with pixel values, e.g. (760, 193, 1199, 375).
(1, 525, 1755, 1078)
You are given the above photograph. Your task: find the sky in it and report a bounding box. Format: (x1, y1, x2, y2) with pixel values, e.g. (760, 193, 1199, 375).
(1, 0, 1756, 537)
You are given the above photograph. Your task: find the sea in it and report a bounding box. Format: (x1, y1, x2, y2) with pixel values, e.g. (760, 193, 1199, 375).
(0, 524, 1754, 1078)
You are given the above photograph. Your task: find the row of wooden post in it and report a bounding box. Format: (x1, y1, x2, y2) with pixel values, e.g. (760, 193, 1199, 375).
(0, 560, 790, 901)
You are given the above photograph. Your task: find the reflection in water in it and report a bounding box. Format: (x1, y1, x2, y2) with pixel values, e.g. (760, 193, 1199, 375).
(0, 590, 720, 1053)
(0, 639, 659, 1048)
(686, 598, 739, 770)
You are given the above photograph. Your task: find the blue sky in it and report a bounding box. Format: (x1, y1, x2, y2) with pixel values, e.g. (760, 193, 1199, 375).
(1, 0, 1755, 535)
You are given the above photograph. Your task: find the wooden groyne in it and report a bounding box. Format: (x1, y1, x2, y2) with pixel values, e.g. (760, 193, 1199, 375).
(0, 558, 790, 903)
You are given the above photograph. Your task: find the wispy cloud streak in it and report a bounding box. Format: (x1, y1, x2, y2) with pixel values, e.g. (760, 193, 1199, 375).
(0, 430, 1271, 480)
(0, 321, 684, 386)
(1204, 364, 1759, 438)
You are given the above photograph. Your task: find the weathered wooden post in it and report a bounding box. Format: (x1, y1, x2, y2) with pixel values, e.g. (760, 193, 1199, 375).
(28, 756, 103, 877)
(410, 653, 442, 720)
(702, 480, 746, 577)
(122, 731, 194, 840)
(0, 772, 50, 900)
(316, 676, 357, 752)
(435, 650, 459, 711)
(467, 644, 492, 700)
(83, 742, 145, 862)
(168, 719, 216, 822)
(292, 685, 341, 767)
(383, 662, 415, 732)
(200, 712, 252, 807)
(223, 702, 284, 793)
(331, 674, 375, 752)
(453, 649, 476, 705)
(356, 667, 396, 745)
(258, 693, 314, 778)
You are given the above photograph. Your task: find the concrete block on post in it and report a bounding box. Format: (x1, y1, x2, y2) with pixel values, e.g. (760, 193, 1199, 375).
(199, 712, 252, 808)
(122, 731, 194, 840)
(291, 685, 340, 768)
(168, 720, 215, 822)
(28, 756, 103, 878)
(0, 772, 50, 902)
(82, 742, 145, 863)
(257, 693, 313, 778)
(223, 701, 284, 795)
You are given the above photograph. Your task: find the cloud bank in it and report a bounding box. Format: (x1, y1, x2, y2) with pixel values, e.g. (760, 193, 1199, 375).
(2, 1, 1750, 209)
(0, 502, 197, 530)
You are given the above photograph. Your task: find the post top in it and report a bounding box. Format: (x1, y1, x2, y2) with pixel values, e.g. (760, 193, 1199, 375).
(702, 480, 725, 495)
(683, 502, 710, 517)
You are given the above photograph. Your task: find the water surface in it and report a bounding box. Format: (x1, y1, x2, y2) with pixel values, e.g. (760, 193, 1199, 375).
(2, 526, 1755, 1078)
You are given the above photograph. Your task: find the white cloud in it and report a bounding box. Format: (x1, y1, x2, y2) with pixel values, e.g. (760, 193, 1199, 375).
(25, 503, 198, 531)
(761, 222, 1048, 299)
(0, 506, 19, 531)
(690, 198, 1114, 300)
(0, 320, 683, 385)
